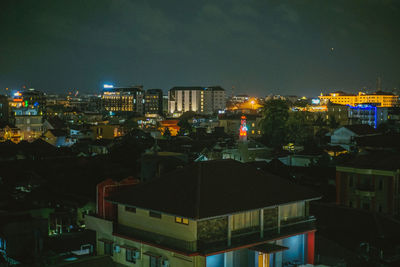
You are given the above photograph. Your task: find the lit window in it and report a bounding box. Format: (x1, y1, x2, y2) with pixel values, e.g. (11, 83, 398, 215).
(175, 217, 189, 225)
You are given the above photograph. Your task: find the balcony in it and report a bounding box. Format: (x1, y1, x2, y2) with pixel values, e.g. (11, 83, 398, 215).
(355, 189, 375, 198)
(111, 216, 316, 255)
(114, 224, 197, 253)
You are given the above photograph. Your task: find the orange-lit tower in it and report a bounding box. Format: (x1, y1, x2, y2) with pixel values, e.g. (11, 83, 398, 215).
(239, 115, 248, 142)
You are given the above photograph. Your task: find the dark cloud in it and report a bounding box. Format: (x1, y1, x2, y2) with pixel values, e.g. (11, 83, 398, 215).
(0, 0, 399, 96)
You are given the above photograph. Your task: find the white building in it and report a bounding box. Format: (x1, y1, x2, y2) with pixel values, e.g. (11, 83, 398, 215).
(168, 87, 225, 115)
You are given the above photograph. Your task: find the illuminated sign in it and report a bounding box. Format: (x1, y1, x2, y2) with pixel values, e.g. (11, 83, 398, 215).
(311, 99, 320, 105)
(103, 84, 114, 89)
(13, 92, 22, 97)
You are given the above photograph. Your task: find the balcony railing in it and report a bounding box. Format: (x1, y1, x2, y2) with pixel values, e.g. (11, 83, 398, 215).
(113, 216, 316, 255)
(114, 224, 197, 253)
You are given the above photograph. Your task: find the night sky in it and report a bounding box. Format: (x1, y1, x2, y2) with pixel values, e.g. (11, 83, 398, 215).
(0, 0, 399, 96)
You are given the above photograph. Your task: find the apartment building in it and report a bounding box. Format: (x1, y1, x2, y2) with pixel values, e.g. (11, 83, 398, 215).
(101, 85, 144, 115)
(86, 160, 320, 267)
(168, 87, 225, 115)
(336, 153, 400, 215)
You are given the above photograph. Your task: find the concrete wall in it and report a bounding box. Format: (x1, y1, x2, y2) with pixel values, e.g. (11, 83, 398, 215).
(118, 205, 197, 242)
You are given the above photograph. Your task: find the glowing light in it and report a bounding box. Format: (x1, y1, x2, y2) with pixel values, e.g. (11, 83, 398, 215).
(311, 99, 320, 105)
(103, 84, 114, 89)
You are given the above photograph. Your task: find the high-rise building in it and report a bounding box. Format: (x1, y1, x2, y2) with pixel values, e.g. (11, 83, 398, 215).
(319, 91, 399, 107)
(168, 86, 226, 115)
(144, 89, 163, 115)
(101, 85, 144, 116)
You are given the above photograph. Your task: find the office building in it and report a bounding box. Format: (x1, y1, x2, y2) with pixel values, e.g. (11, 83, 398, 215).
(168, 86, 226, 115)
(319, 91, 398, 107)
(86, 160, 320, 267)
(145, 89, 163, 115)
(101, 85, 144, 116)
(349, 104, 400, 128)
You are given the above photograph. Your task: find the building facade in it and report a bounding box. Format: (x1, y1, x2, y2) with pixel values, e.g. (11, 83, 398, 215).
(145, 89, 163, 115)
(336, 160, 400, 215)
(168, 87, 226, 115)
(349, 105, 400, 128)
(101, 85, 144, 116)
(0, 95, 9, 124)
(319, 91, 398, 107)
(86, 160, 320, 267)
(13, 108, 43, 141)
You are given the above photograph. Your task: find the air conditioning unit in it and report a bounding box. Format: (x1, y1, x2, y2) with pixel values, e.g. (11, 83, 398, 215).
(162, 259, 170, 267)
(114, 245, 121, 253)
(133, 250, 141, 259)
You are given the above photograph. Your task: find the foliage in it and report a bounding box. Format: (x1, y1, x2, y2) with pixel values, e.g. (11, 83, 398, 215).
(177, 111, 194, 135)
(328, 115, 340, 129)
(260, 99, 289, 148)
(163, 127, 171, 139)
(286, 112, 313, 145)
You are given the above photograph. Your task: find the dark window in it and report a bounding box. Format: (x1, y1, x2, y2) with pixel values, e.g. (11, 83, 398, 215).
(349, 201, 353, 208)
(349, 176, 353, 187)
(378, 205, 383, 212)
(379, 179, 383, 190)
(104, 242, 113, 256)
(125, 206, 136, 213)
(126, 248, 138, 263)
(149, 211, 161, 219)
(362, 202, 370, 211)
(150, 256, 161, 267)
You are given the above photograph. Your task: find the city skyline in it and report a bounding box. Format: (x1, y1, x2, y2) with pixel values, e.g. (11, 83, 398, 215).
(1, 0, 399, 96)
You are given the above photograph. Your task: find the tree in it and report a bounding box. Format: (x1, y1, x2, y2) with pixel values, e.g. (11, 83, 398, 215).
(177, 112, 194, 136)
(260, 99, 289, 148)
(328, 115, 340, 130)
(286, 112, 313, 145)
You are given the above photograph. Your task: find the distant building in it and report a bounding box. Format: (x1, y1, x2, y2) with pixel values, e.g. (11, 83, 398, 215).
(144, 89, 163, 115)
(219, 114, 262, 138)
(10, 88, 46, 111)
(349, 105, 400, 128)
(86, 160, 321, 267)
(13, 108, 43, 141)
(328, 124, 378, 151)
(101, 85, 144, 116)
(319, 91, 399, 107)
(336, 153, 400, 215)
(168, 86, 226, 115)
(326, 103, 350, 126)
(231, 94, 249, 103)
(0, 94, 9, 123)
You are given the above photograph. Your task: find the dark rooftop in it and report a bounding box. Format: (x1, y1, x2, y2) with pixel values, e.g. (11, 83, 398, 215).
(107, 159, 320, 219)
(343, 124, 377, 135)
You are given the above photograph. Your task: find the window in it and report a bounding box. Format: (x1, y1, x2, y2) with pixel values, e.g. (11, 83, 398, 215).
(104, 242, 113, 256)
(379, 179, 383, 191)
(349, 176, 353, 187)
(149, 211, 162, 219)
(362, 202, 370, 211)
(125, 206, 136, 213)
(175, 217, 189, 225)
(279, 202, 305, 222)
(231, 210, 260, 231)
(126, 248, 138, 263)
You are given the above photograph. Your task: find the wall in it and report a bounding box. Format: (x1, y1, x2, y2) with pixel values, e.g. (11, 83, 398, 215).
(118, 205, 197, 242)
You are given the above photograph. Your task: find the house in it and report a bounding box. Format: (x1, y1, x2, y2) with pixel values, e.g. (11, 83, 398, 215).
(86, 160, 321, 267)
(336, 152, 400, 215)
(42, 129, 73, 147)
(88, 139, 114, 155)
(328, 124, 378, 151)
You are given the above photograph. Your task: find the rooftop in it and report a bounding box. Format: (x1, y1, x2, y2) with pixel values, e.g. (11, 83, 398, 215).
(107, 159, 320, 219)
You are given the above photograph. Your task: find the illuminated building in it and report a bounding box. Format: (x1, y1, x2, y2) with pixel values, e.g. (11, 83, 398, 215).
(10, 89, 46, 111)
(336, 153, 400, 215)
(86, 160, 320, 267)
(239, 115, 248, 141)
(227, 97, 263, 114)
(13, 108, 43, 141)
(349, 105, 400, 128)
(219, 114, 262, 138)
(159, 120, 180, 136)
(101, 85, 144, 115)
(144, 89, 163, 115)
(168, 86, 226, 115)
(231, 94, 249, 103)
(319, 91, 399, 107)
(326, 103, 350, 126)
